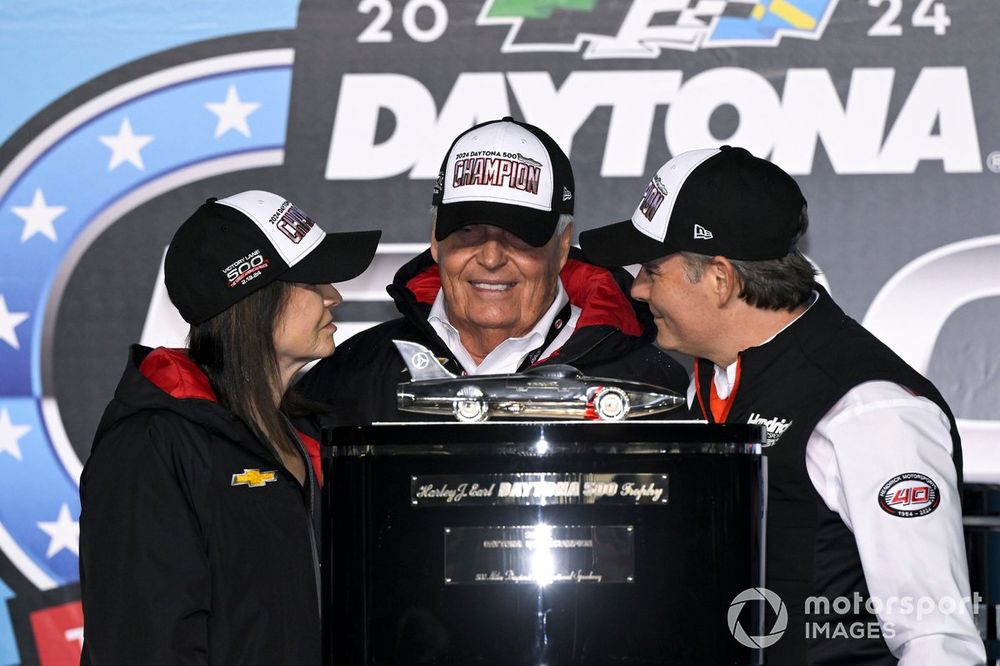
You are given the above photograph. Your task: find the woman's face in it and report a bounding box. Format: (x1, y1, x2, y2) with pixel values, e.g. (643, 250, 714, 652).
(273, 283, 342, 376)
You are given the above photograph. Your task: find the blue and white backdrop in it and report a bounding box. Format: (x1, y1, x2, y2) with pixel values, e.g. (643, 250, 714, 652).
(0, 1, 997, 662)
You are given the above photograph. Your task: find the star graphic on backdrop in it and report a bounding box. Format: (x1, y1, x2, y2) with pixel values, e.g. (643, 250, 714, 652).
(205, 85, 261, 138)
(98, 117, 154, 171)
(0, 295, 29, 350)
(0, 407, 30, 461)
(11, 188, 67, 242)
(37, 503, 79, 558)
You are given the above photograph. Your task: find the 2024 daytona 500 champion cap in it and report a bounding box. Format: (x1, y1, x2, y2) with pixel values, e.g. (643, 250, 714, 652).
(165, 190, 381, 324)
(580, 146, 807, 267)
(432, 117, 575, 247)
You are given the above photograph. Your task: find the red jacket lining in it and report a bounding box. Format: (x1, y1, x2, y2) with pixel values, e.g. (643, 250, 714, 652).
(405, 258, 643, 337)
(138, 348, 323, 484)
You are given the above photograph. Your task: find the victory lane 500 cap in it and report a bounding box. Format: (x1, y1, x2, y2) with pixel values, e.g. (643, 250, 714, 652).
(165, 191, 381, 324)
(431, 117, 574, 247)
(579, 146, 807, 267)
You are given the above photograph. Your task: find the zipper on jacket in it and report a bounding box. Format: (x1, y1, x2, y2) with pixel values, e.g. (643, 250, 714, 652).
(282, 413, 323, 619)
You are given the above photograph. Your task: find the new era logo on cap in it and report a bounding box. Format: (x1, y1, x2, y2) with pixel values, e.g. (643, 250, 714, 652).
(578, 145, 809, 268)
(631, 149, 719, 242)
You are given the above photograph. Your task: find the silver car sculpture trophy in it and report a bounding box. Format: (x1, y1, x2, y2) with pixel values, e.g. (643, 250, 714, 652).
(393, 340, 684, 423)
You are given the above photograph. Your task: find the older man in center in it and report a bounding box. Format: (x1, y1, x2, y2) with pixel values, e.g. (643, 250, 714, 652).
(297, 117, 687, 423)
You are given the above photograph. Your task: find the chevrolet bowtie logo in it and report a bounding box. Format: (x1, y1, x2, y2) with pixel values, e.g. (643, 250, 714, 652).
(231, 469, 278, 488)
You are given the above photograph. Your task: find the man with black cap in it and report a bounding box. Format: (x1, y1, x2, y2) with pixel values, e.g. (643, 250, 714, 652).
(298, 117, 687, 423)
(579, 147, 984, 664)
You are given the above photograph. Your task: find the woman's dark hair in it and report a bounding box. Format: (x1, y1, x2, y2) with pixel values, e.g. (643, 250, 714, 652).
(188, 280, 303, 456)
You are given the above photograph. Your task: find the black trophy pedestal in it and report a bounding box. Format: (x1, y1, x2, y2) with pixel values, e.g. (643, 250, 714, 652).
(323, 422, 766, 666)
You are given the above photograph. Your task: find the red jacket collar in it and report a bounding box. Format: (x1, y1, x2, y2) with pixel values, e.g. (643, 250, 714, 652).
(405, 258, 643, 337)
(138, 347, 325, 484)
(139, 348, 218, 401)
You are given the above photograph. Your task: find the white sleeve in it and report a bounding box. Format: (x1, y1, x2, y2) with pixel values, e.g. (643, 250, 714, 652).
(806, 381, 985, 665)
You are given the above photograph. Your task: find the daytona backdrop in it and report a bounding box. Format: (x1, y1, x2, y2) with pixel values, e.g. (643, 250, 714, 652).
(0, 0, 998, 662)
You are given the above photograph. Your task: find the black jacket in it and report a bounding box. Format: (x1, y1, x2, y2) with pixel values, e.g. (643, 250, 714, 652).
(691, 287, 964, 665)
(297, 248, 689, 424)
(79, 346, 322, 666)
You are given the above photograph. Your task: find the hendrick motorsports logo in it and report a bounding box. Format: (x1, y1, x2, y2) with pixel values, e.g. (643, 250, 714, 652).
(878, 472, 941, 518)
(728, 586, 788, 649)
(478, 0, 839, 56)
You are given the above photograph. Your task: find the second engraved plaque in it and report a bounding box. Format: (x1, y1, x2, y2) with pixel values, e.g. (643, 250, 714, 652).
(443, 524, 635, 585)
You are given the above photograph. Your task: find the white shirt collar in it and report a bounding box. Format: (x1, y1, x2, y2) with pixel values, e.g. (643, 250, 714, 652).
(428, 282, 571, 375)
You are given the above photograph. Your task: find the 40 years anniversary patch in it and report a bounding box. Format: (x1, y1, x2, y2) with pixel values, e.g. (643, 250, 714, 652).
(878, 472, 941, 518)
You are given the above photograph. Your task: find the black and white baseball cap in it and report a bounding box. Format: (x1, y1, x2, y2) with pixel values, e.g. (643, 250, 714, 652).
(431, 117, 575, 247)
(580, 146, 807, 267)
(165, 190, 381, 324)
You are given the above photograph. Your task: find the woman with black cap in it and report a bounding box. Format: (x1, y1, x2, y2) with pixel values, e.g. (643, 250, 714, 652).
(78, 191, 380, 665)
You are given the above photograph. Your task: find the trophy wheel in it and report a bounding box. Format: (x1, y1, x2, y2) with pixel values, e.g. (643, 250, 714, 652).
(593, 386, 630, 421)
(454, 386, 489, 422)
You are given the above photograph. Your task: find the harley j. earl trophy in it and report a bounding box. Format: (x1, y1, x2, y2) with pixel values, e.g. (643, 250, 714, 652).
(322, 342, 767, 665)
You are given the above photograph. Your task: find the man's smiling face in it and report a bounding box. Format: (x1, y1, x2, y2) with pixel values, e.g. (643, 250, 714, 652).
(630, 253, 719, 359)
(431, 223, 570, 349)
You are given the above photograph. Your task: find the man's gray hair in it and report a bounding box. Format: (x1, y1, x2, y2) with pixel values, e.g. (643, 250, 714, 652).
(679, 207, 814, 311)
(554, 214, 574, 236)
(430, 205, 573, 241)
(680, 250, 816, 311)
